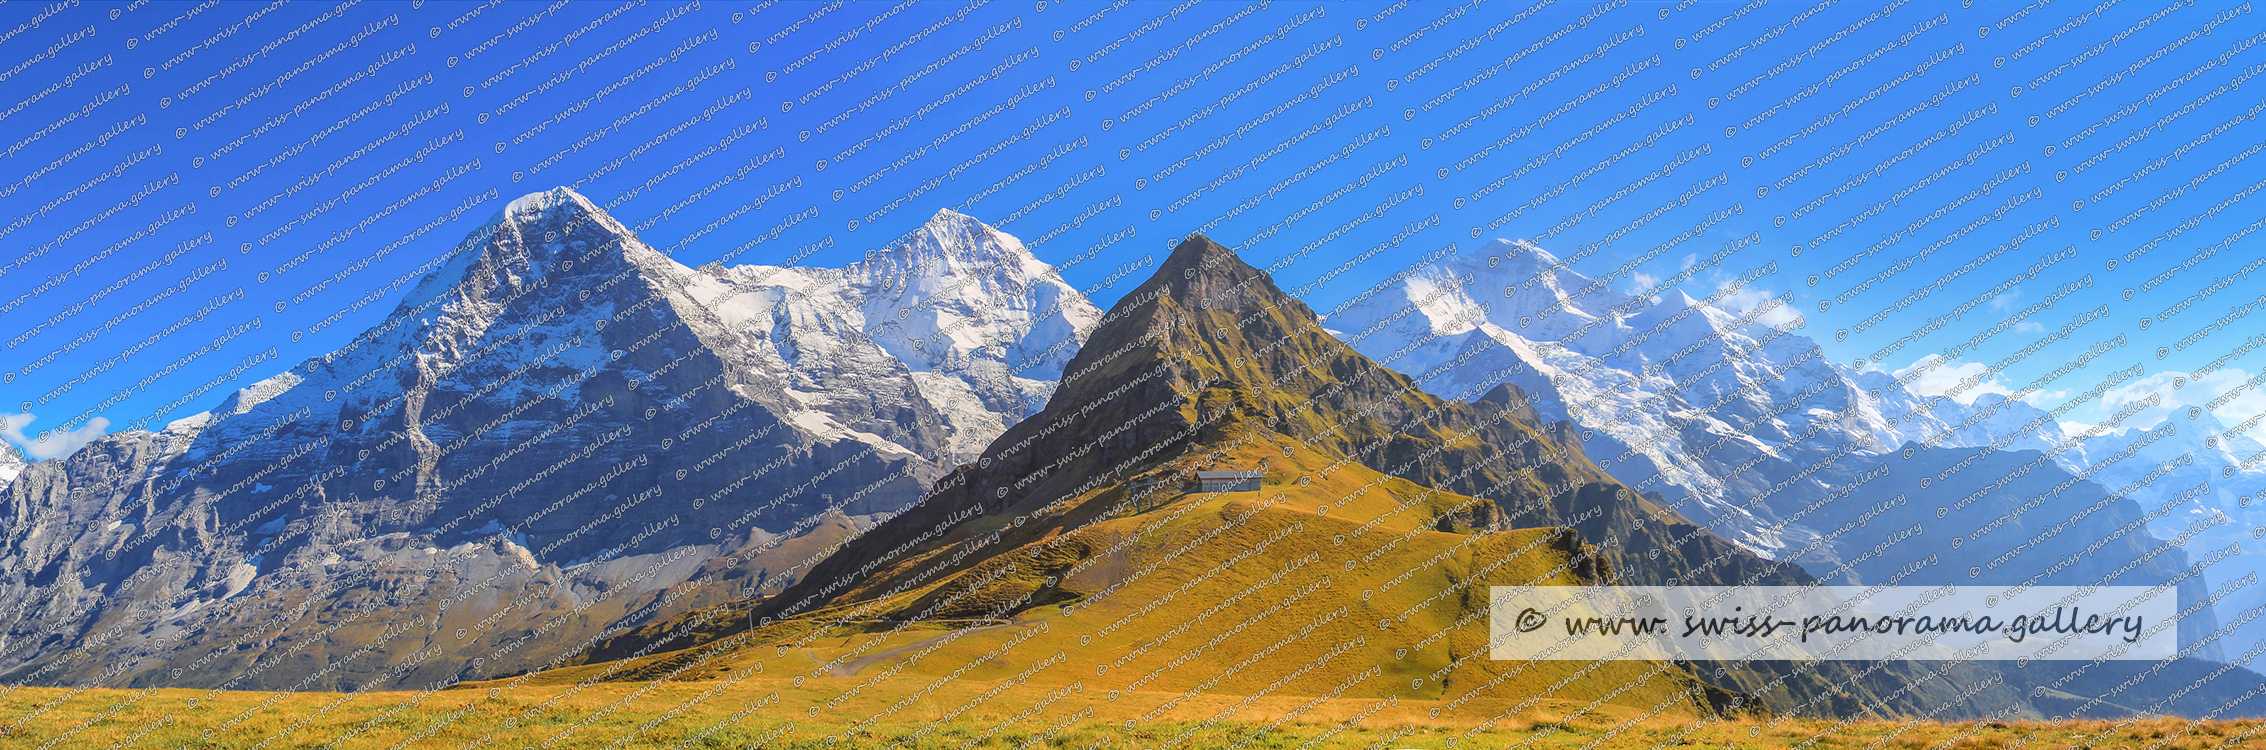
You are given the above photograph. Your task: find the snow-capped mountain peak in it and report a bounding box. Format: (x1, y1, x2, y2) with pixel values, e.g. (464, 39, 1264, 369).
(1332, 236, 2012, 561)
(702, 208, 1100, 460)
(0, 188, 1106, 689)
(897, 208, 1034, 265)
(1333, 234, 2260, 657)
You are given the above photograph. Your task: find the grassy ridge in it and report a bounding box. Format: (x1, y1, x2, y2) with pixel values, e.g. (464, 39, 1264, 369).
(536, 431, 1729, 726)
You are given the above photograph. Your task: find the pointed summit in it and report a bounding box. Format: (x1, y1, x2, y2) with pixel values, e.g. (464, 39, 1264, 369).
(478, 185, 644, 269)
(763, 229, 1808, 626)
(743, 208, 1109, 437)
(397, 186, 660, 319)
(1147, 233, 1293, 307)
(480, 186, 654, 258)
(1157, 232, 1246, 274)
(495, 185, 600, 222)
(852, 208, 1059, 302)
(886, 207, 1038, 268)
(920, 206, 993, 234)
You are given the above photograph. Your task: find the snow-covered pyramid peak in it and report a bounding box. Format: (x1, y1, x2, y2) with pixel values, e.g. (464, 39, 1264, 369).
(851, 209, 1099, 375)
(482, 186, 645, 254)
(1618, 288, 1748, 354)
(685, 207, 1101, 461)
(896, 207, 1033, 265)
(478, 185, 654, 274)
(845, 207, 1059, 302)
(496, 184, 599, 220)
(388, 186, 663, 333)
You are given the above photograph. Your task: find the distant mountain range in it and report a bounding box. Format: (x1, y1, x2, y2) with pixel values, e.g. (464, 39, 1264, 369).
(1330, 238, 2266, 654)
(0, 189, 1094, 690)
(4, 188, 2262, 720)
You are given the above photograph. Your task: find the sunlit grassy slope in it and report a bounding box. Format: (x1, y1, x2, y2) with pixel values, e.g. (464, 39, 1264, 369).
(529, 430, 1737, 722)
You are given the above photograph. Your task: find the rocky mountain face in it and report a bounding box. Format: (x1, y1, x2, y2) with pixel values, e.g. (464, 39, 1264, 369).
(1327, 237, 2266, 712)
(1326, 240, 2242, 590)
(1328, 239, 1970, 563)
(0, 188, 1097, 691)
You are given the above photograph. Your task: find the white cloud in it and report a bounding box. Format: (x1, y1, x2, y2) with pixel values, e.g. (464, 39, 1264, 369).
(0, 414, 30, 454)
(0, 413, 108, 461)
(1714, 283, 1801, 327)
(1893, 354, 2016, 405)
(2014, 320, 2044, 334)
(1990, 290, 2021, 311)
(2102, 368, 2266, 435)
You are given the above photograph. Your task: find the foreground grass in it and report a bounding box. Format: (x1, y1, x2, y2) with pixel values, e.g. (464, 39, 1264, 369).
(0, 678, 2258, 750)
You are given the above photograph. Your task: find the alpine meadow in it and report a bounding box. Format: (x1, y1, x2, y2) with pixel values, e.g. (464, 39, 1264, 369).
(3, 2, 2266, 749)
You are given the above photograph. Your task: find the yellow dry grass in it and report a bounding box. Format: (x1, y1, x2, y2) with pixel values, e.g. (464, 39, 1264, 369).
(0, 680, 2257, 749)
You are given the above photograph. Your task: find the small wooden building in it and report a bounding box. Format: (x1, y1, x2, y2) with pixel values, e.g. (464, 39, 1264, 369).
(1195, 470, 1262, 492)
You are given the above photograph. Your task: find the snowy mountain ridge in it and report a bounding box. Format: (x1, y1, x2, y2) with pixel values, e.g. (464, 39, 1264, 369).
(1331, 236, 2257, 656)
(0, 189, 1100, 689)
(1332, 238, 2262, 559)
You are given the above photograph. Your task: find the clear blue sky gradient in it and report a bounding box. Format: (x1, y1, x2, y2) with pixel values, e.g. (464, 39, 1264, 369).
(3, 0, 2263, 460)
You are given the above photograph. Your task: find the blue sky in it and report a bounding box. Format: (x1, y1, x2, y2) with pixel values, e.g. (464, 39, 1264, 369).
(3, 0, 2264, 462)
